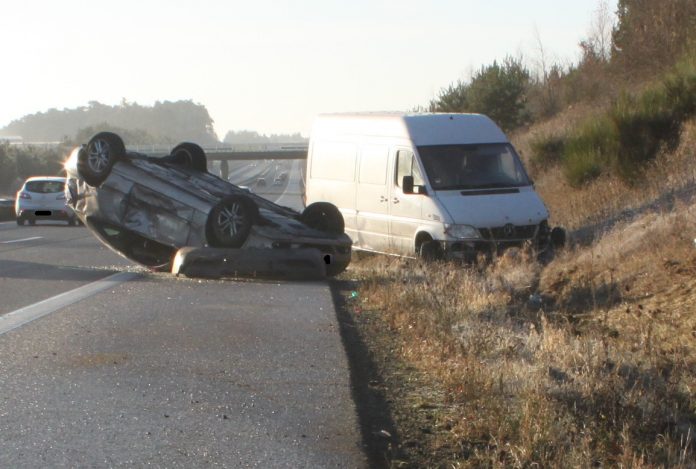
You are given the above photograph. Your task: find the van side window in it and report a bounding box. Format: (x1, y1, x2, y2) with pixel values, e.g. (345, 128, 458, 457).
(396, 150, 424, 187)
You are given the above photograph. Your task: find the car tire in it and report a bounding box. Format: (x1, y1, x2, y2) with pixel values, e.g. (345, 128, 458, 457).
(168, 142, 208, 172)
(16, 218, 24, 226)
(206, 196, 257, 248)
(300, 202, 344, 235)
(78, 132, 125, 187)
(325, 256, 350, 277)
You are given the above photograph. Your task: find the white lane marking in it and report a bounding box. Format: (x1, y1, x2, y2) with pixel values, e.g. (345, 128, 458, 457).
(0, 271, 140, 336)
(0, 236, 43, 244)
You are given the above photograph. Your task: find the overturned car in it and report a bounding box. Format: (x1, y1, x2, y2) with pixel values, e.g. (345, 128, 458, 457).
(64, 132, 351, 277)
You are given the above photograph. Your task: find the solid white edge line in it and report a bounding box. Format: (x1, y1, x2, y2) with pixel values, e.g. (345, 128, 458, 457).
(0, 236, 43, 244)
(0, 271, 140, 336)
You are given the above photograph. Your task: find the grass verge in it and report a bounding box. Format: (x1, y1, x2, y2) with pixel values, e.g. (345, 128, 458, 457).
(338, 202, 696, 467)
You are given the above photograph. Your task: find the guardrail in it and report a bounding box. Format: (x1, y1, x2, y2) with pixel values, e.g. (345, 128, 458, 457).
(4, 141, 309, 160)
(128, 144, 309, 161)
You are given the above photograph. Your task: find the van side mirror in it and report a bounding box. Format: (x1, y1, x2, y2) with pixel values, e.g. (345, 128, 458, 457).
(402, 175, 414, 194)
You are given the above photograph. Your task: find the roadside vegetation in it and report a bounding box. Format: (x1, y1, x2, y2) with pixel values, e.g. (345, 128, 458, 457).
(340, 1, 696, 466)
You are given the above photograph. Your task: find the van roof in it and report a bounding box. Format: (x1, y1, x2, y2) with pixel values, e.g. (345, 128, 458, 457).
(313, 112, 509, 146)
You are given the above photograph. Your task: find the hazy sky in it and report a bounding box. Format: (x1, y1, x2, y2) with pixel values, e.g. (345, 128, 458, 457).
(1, 0, 616, 138)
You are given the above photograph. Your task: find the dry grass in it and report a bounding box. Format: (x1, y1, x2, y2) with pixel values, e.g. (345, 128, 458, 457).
(342, 113, 696, 467)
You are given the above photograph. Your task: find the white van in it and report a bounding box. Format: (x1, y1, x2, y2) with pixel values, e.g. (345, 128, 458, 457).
(304, 112, 564, 260)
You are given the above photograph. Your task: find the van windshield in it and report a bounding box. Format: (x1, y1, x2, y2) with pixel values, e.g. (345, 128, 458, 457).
(417, 143, 531, 191)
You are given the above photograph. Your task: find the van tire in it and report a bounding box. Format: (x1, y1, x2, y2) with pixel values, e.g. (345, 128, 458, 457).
(78, 132, 125, 187)
(300, 202, 344, 235)
(418, 240, 443, 261)
(550, 227, 566, 248)
(206, 196, 257, 248)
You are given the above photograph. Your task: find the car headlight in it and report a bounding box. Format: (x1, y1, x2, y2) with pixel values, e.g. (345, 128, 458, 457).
(444, 224, 480, 239)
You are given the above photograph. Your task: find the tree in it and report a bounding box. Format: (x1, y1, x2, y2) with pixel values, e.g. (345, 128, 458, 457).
(431, 57, 531, 131)
(612, 0, 696, 73)
(466, 57, 531, 131)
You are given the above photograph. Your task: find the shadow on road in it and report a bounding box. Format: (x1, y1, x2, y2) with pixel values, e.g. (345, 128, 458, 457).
(329, 279, 404, 468)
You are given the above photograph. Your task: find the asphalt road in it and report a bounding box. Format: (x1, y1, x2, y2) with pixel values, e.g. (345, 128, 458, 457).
(0, 221, 367, 467)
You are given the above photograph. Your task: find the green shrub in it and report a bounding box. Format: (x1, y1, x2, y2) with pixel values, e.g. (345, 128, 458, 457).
(559, 54, 696, 186)
(609, 89, 679, 182)
(562, 117, 616, 187)
(663, 56, 696, 121)
(529, 134, 565, 173)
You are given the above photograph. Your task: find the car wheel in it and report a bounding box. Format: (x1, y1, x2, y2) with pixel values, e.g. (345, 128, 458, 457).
(68, 218, 77, 227)
(300, 202, 345, 235)
(168, 142, 208, 172)
(16, 218, 24, 226)
(206, 196, 257, 248)
(325, 257, 350, 277)
(78, 132, 125, 187)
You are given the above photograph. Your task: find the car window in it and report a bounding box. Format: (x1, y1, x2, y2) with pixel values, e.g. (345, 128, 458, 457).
(25, 180, 65, 193)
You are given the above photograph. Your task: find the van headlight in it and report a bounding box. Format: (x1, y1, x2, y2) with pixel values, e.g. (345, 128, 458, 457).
(444, 224, 480, 239)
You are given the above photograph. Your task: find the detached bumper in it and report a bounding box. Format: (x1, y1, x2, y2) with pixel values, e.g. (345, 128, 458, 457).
(172, 247, 330, 280)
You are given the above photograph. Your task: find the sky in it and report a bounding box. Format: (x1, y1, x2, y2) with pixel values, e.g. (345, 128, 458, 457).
(0, 0, 616, 139)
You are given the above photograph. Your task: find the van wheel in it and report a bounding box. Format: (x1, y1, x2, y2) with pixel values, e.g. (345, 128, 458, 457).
(418, 240, 443, 261)
(550, 227, 566, 248)
(78, 132, 125, 186)
(300, 202, 344, 235)
(206, 196, 257, 248)
(167, 142, 208, 172)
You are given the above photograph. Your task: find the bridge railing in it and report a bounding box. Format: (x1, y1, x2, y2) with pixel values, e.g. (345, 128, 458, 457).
(128, 143, 309, 160)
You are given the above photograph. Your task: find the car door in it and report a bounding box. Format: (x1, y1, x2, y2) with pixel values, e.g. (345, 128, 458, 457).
(389, 148, 425, 255)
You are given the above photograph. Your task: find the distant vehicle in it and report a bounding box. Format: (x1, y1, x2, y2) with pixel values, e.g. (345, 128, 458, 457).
(304, 112, 565, 261)
(64, 132, 351, 275)
(15, 176, 78, 226)
(256, 177, 267, 187)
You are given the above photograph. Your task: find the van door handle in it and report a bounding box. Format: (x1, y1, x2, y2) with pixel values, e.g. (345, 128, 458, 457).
(379, 196, 388, 203)
(392, 197, 400, 204)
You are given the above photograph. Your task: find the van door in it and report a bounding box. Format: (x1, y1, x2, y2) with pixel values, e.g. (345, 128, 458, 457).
(355, 144, 391, 252)
(389, 148, 425, 255)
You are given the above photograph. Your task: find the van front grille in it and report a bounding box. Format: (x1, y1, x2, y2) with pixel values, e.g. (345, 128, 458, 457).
(480, 224, 537, 241)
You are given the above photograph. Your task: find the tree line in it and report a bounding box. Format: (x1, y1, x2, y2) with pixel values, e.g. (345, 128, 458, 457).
(0, 100, 219, 145)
